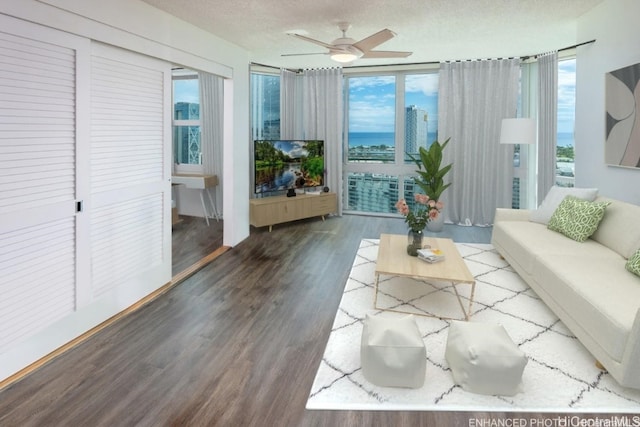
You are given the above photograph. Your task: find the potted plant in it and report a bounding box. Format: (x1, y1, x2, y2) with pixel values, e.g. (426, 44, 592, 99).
(407, 138, 452, 231)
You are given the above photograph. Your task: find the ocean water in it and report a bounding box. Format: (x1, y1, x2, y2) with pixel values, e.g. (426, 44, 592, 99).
(348, 132, 575, 147)
(348, 132, 437, 148)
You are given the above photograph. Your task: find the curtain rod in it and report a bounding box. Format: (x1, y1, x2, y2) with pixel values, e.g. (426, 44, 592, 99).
(251, 39, 596, 71)
(250, 61, 300, 73)
(338, 39, 597, 69)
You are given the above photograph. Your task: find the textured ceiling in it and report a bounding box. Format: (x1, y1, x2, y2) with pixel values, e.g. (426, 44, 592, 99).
(141, 0, 603, 69)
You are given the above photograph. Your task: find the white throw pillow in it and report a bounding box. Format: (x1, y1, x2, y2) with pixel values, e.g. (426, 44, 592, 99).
(529, 186, 598, 225)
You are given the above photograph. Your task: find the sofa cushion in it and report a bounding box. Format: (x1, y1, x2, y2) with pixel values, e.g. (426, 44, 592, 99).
(534, 254, 640, 362)
(547, 196, 610, 242)
(529, 186, 598, 225)
(491, 220, 618, 275)
(626, 249, 640, 277)
(591, 197, 640, 259)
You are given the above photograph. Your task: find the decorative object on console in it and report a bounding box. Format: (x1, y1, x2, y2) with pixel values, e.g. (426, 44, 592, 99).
(605, 61, 640, 168)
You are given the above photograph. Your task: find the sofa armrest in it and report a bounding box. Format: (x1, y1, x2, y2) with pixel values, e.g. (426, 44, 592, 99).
(494, 208, 531, 223)
(620, 306, 640, 389)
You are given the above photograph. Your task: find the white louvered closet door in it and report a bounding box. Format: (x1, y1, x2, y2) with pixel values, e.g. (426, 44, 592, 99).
(89, 43, 171, 299)
(0, 19, 87, 356)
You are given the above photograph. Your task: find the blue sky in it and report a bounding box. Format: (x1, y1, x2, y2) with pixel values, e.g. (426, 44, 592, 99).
(348, 74, 439, 133)
(347, 59, 576, 134)
(557, 58, 576, 134)
(173, 78, 199, 104)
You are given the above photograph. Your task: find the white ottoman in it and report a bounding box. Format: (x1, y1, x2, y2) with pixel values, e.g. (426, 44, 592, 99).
(360, 314, 426, 388)
(445, 321, 527, 396)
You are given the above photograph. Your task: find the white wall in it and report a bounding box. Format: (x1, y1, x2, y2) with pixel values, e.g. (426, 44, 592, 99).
(1, 0, 251, 247)
(575, 0, 640, 204)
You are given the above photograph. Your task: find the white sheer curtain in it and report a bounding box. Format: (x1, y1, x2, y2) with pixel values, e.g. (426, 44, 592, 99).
(537, 52, 558, 203)
(438, 59, 520, 225)
(199, 71, 224, 215)
(280, 69, 302, 139)
(300, 68, 344, 215)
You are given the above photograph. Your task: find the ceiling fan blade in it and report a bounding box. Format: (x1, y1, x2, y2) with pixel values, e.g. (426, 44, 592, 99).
(289, 33, 335, 50)
(360, 50, 412, 59)
(353, 29, 396, 52)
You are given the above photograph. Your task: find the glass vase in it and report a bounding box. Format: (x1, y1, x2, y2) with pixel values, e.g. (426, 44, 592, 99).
(407, 229, 424, 256)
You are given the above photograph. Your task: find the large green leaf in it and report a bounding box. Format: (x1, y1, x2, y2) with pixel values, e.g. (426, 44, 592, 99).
(408, 137, 452, 201)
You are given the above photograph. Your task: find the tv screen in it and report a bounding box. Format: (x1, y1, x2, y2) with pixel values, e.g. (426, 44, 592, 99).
(254, 139, 324, 194)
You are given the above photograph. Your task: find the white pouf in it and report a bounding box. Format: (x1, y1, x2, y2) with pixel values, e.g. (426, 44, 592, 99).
(360, 314, 426, 388)
(445, 321, 527, 396)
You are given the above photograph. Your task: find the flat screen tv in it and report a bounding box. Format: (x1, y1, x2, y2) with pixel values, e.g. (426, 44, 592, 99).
(254, 139, 324, 194)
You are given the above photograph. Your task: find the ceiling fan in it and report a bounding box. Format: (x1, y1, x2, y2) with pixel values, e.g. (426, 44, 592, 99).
(284, 22, 412, 63)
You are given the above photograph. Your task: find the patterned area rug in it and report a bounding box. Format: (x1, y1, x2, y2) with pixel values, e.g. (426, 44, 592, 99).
(306, 239, 640, 412)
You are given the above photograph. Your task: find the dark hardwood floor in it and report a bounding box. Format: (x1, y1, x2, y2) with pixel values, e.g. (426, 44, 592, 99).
(0, 215, 618, 426)
(172, 215, 224, 277)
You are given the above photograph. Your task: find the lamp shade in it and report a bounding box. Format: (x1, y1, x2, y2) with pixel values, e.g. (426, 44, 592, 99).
(500, 118, 536, 144)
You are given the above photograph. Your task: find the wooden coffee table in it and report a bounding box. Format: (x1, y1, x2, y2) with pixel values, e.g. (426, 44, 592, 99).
(374, 234, 476, 320)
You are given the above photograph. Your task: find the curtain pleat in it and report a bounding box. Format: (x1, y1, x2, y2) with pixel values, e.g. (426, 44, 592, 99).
(199, 71, 224, 216)
(280, 69, 301, 139)
(537, 52, 558, 203)
(438, 59, 520, 225)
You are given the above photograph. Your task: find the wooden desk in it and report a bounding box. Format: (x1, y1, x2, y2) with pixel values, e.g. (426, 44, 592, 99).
(172, 174, 219, 225)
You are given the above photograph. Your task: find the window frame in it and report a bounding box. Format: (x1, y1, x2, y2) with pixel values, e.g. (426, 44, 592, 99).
(172, 71, 202, 174)
(343, 68, 440, 215)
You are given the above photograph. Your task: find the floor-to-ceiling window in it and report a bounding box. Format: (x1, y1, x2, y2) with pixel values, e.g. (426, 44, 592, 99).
(344, 71, 439, 215)
(250, 71, 280, 140)
(556, 58, 576, 188)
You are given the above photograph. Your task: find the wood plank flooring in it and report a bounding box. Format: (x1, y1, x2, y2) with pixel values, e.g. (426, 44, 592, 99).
(0, 215, 616, 426)
(172, 215, 224, 277)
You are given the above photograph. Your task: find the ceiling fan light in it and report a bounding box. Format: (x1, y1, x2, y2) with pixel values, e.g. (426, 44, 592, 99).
(330, 52, 359, 63)
(330, 45, 363, 63)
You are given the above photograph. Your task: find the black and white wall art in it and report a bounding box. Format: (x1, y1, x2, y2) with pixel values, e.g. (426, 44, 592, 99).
(605, 62, 640, 168)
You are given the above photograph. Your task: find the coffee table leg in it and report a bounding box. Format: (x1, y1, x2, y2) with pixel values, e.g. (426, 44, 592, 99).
(467, 281, 476, 318)
(373, 273, 381, 310)
(451, 283, 469, 321)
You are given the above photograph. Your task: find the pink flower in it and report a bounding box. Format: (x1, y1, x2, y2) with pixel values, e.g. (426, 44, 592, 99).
(428, 199, 436, 208)
(414, 193, 429, 205)
(429, 209, 439, 219)
(435, 201, 444, 210)
(395, 199, 409, 215)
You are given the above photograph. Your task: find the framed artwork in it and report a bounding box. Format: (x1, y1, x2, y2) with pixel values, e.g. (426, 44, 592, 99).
(605, 62, 640, 168)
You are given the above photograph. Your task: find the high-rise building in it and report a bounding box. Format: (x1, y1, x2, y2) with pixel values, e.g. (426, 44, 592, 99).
(174, 102, 201, 164)
(405, 105, 428, 155)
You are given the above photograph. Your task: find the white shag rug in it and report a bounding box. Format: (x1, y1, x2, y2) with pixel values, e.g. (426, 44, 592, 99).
(306, 239, 640, 412)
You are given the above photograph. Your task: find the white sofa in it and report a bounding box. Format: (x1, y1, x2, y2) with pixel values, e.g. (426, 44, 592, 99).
(491, 194, 640, 390)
